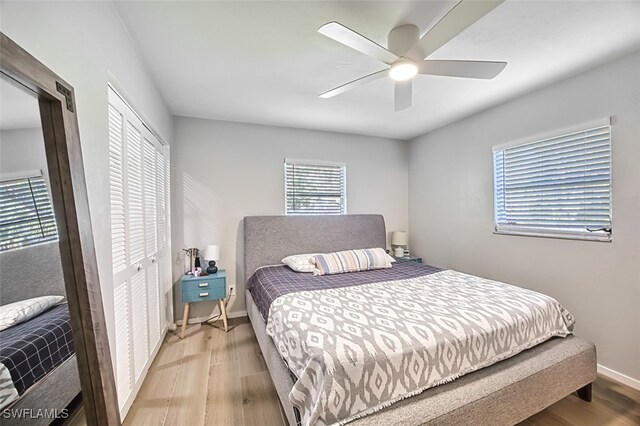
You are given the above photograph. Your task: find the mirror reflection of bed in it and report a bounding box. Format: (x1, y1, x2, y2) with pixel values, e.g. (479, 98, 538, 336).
(0, 77, 81, 423)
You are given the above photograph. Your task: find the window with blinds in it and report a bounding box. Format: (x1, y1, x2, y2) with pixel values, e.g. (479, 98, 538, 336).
(285, 160, 346, 215)
(0, 173, 58, 251)
(493, 121, 612, 241)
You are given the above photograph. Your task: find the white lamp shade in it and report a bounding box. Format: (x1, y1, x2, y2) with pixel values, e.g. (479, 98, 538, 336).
(391, 231, 407, 246)
(203, 245, 220, 261)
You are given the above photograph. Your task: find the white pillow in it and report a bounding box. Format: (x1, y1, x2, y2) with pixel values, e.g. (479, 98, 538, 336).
(0, 295, 64, 331)
(282, 253, 319, 273)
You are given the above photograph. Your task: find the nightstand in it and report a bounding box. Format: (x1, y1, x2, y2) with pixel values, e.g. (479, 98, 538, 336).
(180, 270, 228, 338)
(394, 255, 422, 264)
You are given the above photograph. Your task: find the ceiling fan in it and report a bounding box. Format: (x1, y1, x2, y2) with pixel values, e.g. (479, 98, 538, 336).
(318, 0, 507, 111)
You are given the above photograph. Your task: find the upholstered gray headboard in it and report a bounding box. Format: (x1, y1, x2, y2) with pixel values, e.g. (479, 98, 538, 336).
(0, 242, 66, 305)
(243, 214, 386, 283)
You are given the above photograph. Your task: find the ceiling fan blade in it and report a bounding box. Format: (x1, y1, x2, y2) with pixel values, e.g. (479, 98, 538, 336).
(318, 22, 398, 65)
(407, 0, 505, 60)
(419, 60, 506, 79)
(319, 69, 388, 98)
(395, 80, 412, 112)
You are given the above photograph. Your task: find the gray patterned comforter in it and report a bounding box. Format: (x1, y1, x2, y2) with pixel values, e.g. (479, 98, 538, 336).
(266, 269, 575, 425)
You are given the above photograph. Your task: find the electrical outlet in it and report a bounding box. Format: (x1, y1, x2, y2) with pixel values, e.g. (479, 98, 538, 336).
(228, 284, 236, 296)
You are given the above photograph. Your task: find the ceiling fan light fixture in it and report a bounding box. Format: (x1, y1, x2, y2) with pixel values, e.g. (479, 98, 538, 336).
(389, 60, 418, 81)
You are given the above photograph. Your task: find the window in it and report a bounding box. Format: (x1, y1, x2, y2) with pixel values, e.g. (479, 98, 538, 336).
(0, 172, 58, 251)
(493, 120, 611, 241)
(285, 159, 346, 215)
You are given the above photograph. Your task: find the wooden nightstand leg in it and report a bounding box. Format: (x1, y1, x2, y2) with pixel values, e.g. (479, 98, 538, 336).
(180, 302, 190, 339)
(219, 299, 228, 332)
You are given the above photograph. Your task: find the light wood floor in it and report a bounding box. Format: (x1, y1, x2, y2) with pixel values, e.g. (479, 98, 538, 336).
(73, 316, 640, 425)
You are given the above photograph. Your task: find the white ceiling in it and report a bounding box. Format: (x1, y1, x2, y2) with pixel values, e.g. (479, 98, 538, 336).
(114, 1, 640, 140)
(0, 78, 42, 131)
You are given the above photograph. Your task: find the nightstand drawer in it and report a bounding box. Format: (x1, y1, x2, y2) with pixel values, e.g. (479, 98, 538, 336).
(180, 270, 226, 303)
(182, 286, 225, 302)
(182, 277, 225, 293)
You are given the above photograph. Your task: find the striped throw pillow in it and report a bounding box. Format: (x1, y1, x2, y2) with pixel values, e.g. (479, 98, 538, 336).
(313, 248, 392, 276)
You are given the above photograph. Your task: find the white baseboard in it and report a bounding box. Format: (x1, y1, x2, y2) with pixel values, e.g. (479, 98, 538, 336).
(597, 364, 640, 390)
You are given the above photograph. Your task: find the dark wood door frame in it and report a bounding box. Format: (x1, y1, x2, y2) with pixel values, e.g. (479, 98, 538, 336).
(1, 33, 121, 425)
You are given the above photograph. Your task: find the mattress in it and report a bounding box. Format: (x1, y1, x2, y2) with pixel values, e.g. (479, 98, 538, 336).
(247, 260, 442, 321)
(247, 290, 597, 426)
(0, 303, 75, 396)
(250, 263, 575, 425)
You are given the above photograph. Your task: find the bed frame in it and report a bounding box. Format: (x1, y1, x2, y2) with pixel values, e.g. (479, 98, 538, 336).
(243, 214, 597, 425)
(0, 242, 81, 424)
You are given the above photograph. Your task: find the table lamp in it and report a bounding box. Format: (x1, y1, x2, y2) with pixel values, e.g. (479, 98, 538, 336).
(391, 231, 407, 257)
(204, 245, 220, 274)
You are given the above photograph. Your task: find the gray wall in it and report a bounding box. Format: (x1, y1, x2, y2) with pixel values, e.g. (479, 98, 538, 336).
(0, 128, 47, 176)
(408, 51, 640, 382)
(172, 117, 408, 319)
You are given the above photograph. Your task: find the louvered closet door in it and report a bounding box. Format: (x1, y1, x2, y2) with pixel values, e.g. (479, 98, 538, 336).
(156, 147, 171, 328)
(143, 135, 161, 352)
(108, 87, 171, 415)
(113, 281, 131, 407)
(108, 101, 133, 409)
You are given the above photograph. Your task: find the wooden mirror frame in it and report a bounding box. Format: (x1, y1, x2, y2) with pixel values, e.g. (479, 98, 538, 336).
(1, 33, 120, 424)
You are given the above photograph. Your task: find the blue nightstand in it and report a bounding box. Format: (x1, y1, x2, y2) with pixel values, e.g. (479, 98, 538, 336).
(394, 256, 422, 264)
(180, 270, 227, 338)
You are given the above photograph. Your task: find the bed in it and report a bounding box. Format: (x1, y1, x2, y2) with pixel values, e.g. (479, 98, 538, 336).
(243, 214, 597, 426)
(0, 243, 81, 424)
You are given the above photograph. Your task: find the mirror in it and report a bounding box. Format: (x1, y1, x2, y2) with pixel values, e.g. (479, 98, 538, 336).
(1, 33, 119, 425)
(0, 74, 83, 424)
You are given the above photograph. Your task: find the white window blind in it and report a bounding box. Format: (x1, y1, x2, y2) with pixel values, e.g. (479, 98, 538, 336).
(285, 160, 346, 215)
(0, 173, 58, 251)
(493, 122, 612, 241)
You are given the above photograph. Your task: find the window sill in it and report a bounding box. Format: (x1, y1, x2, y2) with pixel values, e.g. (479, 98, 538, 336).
(493, 229, 611, 243)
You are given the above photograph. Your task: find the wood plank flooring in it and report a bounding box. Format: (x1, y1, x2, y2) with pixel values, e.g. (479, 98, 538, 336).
(72, 316, 640, 425)
(122, 317, 283, 426)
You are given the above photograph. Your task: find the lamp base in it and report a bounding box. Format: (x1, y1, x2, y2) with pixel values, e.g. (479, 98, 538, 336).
(206, 260, 218, 274)
(393, 247, 405, 257)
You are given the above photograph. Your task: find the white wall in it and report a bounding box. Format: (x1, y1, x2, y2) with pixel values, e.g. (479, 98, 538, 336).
(0, 1, 173, 366)
(409, 51, 640, 383)
(0, 128, 46, 177)
(172, 117, 408, 319)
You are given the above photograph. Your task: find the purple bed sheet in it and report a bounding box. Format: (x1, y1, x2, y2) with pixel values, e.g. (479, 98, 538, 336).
(247, 260, 442, 321)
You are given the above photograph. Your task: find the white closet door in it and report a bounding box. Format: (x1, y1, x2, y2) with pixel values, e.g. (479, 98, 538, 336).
(113, 281, 132, 410)
(108, 86, 170, 415)
(108, 104, 127, 276)
(156, 146, 171, 324)
(156, 149, 166, 251)
(130, 271, 148, 380)
(143, 138, 158, 256)
(147, 262, 160, 353)
(126, 122, 145, 267)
